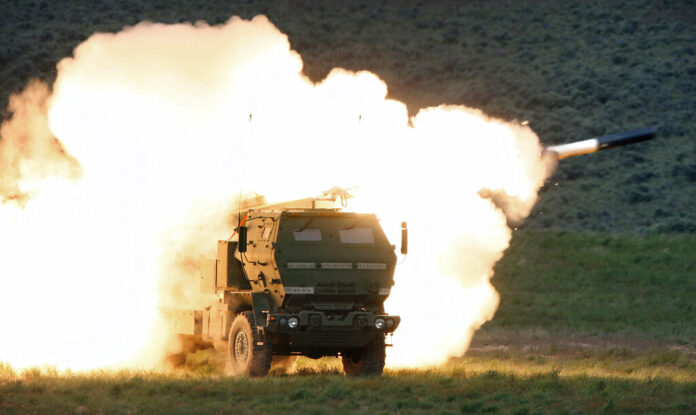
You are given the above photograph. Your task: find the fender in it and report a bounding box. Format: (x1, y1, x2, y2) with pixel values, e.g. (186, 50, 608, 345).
(251, 292, 272, 329)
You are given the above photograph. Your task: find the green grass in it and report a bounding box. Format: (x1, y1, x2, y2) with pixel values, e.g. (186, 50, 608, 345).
(462, 347, 696, 383)
(1, 361, 695, 415)
(483, 230, 696, 344)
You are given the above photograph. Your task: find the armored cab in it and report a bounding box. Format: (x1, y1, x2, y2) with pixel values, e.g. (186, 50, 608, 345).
(177, 193, 402, 376)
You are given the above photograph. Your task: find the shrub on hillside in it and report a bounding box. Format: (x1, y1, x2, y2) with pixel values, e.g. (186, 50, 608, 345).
(654, 218, 696, 234)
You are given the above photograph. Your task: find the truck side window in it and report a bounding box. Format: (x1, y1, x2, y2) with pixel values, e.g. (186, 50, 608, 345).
(339, 227, 375, 244)
(261, 225, 273, 240)
(293, 228, 322, 241)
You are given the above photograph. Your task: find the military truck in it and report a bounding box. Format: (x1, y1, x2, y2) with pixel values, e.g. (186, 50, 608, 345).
(172, 189, 405, 376)
(172, 127, 655, 377)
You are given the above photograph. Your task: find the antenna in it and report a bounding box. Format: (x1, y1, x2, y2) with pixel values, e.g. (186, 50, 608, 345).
(231, 111, 252, 240)
(237, 187, 242, 233)
(234, 112, 253, 258)
(238, 112, 253, 231)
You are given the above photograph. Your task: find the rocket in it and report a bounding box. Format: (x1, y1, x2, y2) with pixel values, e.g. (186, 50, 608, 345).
(546, 127, 656, 159)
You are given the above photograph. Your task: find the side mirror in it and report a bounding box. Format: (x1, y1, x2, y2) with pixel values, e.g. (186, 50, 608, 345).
(238, 226, 248, 253)
(400, 221, 408, 255)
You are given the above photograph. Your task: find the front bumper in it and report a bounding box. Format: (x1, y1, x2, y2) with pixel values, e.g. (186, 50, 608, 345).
(265, 311, 400, 350)
(267, 310, 400, 332)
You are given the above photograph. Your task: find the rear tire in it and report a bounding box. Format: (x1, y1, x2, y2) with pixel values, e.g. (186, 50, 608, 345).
(227, 312, 272, 377)
(342, 336, 385, 376)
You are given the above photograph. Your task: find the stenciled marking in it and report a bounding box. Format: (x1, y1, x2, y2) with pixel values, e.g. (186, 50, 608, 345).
(286, 262, 316, 269)
(357, 263, 387, 270)
(321, 262, 353, 269)
(378, 288, 391, 295)
(285, 286, 315, 294)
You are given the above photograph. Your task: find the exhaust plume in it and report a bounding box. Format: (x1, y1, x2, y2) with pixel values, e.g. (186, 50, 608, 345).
(0, 16, 552, 370)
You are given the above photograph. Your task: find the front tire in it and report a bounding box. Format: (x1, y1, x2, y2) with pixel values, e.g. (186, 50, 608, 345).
(227, 312, 272, 377)
(342, 336, 385, 376)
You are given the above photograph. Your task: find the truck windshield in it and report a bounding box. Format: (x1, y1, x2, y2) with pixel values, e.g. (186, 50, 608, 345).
(339, 227, 374, 244)
(293, 228, 322, 241)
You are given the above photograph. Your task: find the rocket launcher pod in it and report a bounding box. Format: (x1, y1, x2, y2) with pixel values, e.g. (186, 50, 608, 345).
(546, 127, 656, 159)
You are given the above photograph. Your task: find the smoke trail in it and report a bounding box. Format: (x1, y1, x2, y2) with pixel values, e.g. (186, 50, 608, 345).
(0, 16, 553, 370)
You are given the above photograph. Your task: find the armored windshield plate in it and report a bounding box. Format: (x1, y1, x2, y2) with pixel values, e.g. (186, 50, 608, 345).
(293, 229, 322, 241)
(285, 286, 315, 294)
(339, 227, 375, 244)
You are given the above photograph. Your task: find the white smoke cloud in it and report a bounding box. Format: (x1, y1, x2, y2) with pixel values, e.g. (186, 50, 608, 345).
(0, 15, 551, 370)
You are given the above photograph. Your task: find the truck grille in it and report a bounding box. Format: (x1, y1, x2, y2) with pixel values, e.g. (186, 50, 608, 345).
(307, 331, 359, 346)
(315, 282, 356, 294)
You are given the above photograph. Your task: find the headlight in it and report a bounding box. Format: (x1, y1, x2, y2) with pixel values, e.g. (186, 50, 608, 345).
(385, 318, 395, 329)
(278, 317, 287, 327)
(288, 316, 300, 329)
(374, 318, 385, 329)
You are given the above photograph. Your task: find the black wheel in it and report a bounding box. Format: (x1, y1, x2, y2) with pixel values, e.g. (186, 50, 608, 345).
(227, 312, 272, 377)
(342, 336, 385, 376)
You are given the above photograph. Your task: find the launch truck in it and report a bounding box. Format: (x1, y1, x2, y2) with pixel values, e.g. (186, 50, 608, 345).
(172, 190, 405, 376)
(172, 127, 655, 377)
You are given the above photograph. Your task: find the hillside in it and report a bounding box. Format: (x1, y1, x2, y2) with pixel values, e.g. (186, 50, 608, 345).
(1, 0, 694, 232)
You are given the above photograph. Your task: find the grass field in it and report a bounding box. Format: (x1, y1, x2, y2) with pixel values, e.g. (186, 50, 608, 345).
(1, 361, 695, 415)
(484, 230, 696, 343)
(2, 230, 694, 414)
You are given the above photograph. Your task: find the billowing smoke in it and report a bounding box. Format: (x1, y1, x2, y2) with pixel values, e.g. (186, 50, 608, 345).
(0, 80, 80, 203)
(0, 16, 552, 370)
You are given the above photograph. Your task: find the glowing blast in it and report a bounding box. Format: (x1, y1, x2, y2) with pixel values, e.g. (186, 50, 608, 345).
(0, 15, 552, 370)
